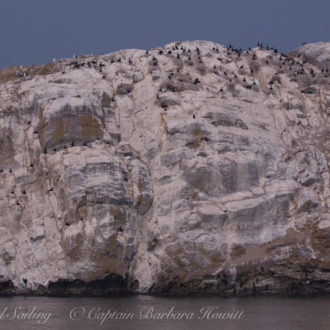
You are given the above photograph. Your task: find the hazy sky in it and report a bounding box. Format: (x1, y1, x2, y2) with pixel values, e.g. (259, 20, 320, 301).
(0, 0, 329, 68)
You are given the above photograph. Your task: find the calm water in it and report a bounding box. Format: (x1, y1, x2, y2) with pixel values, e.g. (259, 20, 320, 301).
(0, 295, 329, 330)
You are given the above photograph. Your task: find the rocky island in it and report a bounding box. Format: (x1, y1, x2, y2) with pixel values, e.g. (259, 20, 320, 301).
(0, 41, 329, 296)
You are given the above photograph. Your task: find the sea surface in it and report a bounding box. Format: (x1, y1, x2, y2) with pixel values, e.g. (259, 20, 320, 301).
(0, 295, 329, 330)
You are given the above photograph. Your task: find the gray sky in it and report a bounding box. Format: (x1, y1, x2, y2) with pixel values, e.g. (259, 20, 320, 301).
(0, 0, 329, 69)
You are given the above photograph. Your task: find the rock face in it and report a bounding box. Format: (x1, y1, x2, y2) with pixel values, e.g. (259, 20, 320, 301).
(289, 42, 330, 70)
(0, 41, 329, 296)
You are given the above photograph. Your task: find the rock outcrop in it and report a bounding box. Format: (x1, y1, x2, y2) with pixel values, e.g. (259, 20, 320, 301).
(0, 41, 329, 296)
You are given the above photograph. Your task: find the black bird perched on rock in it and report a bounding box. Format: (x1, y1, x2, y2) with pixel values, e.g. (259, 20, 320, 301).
(194, 78, 200, 84)
(193, 114, 195, 119)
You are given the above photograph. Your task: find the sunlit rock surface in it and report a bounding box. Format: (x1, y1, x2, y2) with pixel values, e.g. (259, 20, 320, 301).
(0, 41, 329, 296)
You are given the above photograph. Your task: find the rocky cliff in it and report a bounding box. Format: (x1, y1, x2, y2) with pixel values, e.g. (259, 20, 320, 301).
(0, 41, 329, 296)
